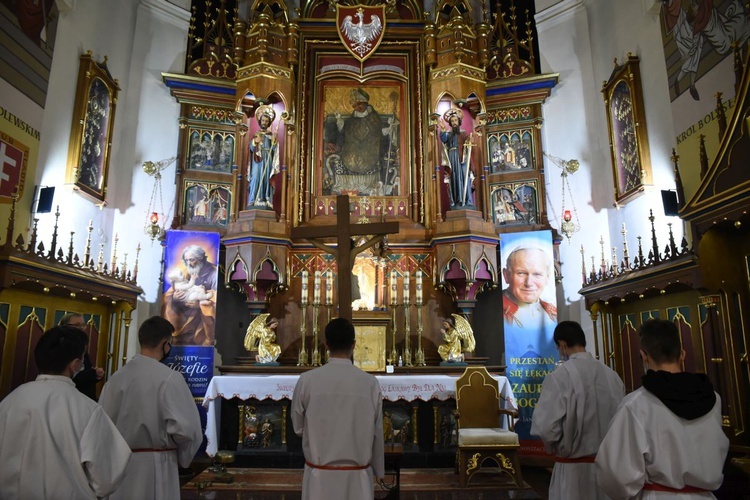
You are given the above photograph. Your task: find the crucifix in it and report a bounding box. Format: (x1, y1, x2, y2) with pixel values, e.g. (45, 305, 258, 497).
(290, 195, 400, 321)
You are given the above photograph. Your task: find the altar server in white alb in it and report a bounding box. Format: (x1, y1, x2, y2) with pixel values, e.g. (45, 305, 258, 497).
(596, 319, 729, 499)
(0, 326, 131, 499)
(292, 318, 385, 500)
(531, 321, 625, 500)
(99, 316, 202, 500)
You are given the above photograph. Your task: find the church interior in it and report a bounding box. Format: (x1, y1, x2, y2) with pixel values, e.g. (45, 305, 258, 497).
(1, 0, 749, 496)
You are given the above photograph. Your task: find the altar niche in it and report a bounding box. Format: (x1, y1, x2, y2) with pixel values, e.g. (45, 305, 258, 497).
(290, 194, 399, 322)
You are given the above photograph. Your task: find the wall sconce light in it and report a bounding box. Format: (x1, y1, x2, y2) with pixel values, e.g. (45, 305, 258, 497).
(143, 157, 176, 242)
(544, 152, 581, 242)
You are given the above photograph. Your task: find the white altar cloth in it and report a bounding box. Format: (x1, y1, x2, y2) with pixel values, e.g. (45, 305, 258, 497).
(202, 373, 514, 456)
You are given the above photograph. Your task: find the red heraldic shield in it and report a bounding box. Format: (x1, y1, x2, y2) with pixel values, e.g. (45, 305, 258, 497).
(336, 4, 386, 63)
(0, 136, 26, 199)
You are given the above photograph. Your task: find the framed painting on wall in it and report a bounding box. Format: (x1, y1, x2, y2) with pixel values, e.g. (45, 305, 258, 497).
(66, 51, 120, 204)
(602, 53, 652, 204)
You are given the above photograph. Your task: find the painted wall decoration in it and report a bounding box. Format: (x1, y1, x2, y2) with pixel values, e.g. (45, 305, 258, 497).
(0, 132, 29, 201)
(500, 230, 557, 456)
(659, 0, 750, 197)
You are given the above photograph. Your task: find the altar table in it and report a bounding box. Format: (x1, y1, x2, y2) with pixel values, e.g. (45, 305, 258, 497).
(203, 374, 514, 456)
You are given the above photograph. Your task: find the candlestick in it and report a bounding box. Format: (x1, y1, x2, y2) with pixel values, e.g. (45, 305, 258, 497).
(415, 270, 423, 304)
(298, 302, 308, 367)
(390, 269, 398, 305)
(311, 302, 321, 366)
(389, 269, 398, 365)
(415, 301, 425, 366)
(314, 271, 321, 304)
(403, 271, 410, 304)
(325, 269, 333, 305)
(301, 269, 309, 306)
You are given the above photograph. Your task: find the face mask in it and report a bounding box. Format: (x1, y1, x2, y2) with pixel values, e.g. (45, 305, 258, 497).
(73, 358, 85, 377)
(160, 341, 171, 363)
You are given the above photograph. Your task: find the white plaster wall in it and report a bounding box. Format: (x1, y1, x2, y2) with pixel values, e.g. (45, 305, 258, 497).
(32, 0, 188, 358)
(0, 79, 44, 131)
(536, 0, 686, 347)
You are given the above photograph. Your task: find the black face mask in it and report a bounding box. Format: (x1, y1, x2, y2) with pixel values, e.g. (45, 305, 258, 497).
(160, 341, 172, 363)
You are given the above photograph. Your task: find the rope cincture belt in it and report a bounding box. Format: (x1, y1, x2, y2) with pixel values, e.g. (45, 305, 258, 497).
(643, 483, 709, 493)
(131, 447, 177, 453)
(305, 460, 370, 471)
(554, 455, 596, 463)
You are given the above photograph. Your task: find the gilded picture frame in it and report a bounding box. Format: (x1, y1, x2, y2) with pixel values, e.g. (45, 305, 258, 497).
(602, 53, 652, 204)
(352, 323, 387, 372)
(66, 51, 120, 204)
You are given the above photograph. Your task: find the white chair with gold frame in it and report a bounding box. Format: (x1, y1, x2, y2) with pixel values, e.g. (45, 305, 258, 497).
(454, 366, 522, 487)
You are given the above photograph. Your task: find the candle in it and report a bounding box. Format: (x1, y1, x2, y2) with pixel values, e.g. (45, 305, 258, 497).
(403, 271, 410, 304)
(390, 269, 398, 305)
(301, 270, 309, 305)
(314, 271, 321, 303)
(563, 209, 572, 222)
(415, 270, 423, 303)
(326, 269, 333, 305)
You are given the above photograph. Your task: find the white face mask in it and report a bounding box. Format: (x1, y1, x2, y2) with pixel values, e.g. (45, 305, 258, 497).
(73, 358, 85, 377)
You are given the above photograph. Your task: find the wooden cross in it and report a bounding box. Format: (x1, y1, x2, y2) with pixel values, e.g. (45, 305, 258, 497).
(290, 195, 400, 321)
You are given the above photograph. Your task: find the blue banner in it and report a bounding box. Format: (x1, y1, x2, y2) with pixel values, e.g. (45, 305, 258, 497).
(499, 230, 557, 456)
(163, 345, 215, 397)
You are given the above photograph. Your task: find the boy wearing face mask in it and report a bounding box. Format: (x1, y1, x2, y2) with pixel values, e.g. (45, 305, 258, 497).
(596, 319, 729, 498)
(531, 321, 625, 500)
(99, 316, 201, 500)
(0, 326, 132, 498)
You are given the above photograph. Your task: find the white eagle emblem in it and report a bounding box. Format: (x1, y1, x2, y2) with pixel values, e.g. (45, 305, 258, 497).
(340, 7, 383, 59)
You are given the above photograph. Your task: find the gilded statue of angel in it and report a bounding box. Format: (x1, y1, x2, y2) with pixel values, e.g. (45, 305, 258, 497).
(244, 314, 281, 364)
(437, 314, 476, 363)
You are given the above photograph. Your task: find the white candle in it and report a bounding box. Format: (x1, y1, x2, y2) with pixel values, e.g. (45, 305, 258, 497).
(301, 269, 309, 305)
(416, 270, 423, 304)
(403, 271, 410, 304)
(390, 269, 398, 305)
(325, 269, 333, 305)
(314, 271, 321, 304)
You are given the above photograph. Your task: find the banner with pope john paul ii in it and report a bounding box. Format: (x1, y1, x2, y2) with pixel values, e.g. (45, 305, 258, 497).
(500, 230, 557, 456)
